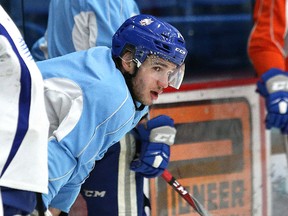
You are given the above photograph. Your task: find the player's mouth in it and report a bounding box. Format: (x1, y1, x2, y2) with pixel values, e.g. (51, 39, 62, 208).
(151, 90, 163, 101)
(150, 90, 159, 100)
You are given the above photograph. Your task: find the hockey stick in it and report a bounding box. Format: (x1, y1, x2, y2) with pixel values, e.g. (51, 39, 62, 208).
(161, 169, 210, 216)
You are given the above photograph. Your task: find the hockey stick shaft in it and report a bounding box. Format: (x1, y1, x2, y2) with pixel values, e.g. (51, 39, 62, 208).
(161, 169, 210, 216)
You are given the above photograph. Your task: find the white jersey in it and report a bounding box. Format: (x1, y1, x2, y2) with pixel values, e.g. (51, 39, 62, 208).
(0, 6, 49, 194)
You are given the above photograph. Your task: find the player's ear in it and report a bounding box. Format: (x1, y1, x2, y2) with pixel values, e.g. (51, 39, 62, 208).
(121, 51, 135, 74)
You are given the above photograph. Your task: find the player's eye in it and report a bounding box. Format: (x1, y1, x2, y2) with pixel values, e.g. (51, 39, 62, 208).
(153, 66, 162, 72)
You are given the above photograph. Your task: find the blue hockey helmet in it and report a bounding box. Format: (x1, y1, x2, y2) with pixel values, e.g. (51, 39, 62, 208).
(112, 14, 188, 89)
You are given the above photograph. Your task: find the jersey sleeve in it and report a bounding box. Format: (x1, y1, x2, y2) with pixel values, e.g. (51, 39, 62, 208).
(49, 159, 95, 212)
(49, 181, 81, 212)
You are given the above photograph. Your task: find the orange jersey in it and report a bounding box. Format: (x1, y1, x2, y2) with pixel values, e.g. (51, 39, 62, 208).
(247, 0, 288, 76)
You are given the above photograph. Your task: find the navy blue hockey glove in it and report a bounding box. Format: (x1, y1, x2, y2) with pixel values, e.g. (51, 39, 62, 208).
(130, 115, 176, 178)
(257, 68, 288, 133)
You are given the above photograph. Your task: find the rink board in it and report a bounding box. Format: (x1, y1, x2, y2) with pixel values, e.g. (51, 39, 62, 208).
(149, 79, 270, 216)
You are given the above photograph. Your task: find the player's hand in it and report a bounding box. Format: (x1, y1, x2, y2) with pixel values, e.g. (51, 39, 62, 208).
(130, 115, 176, 178)
(257, 68, 288, 133)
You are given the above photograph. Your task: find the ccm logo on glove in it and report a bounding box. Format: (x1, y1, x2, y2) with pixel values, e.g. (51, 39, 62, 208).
(270, 80, 288, 91)
(150, 126, 176, 145)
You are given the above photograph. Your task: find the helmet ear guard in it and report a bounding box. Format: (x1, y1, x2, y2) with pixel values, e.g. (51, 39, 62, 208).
(112, 14, 188, 89)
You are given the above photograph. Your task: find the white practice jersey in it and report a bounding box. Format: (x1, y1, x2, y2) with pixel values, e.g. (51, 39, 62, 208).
(0, 6, 49, 194)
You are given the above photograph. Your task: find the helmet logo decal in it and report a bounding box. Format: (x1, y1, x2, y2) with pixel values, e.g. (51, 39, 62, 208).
(139, 18, 154, 26)
(175, 47, 186, 55)
(177, 32, 184, 40)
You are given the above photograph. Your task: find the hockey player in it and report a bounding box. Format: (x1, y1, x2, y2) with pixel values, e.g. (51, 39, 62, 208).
(248, 0, 288, 133)
(31, 1, 168, 215)
(36, 14, 187, 215)
(248, 0, 288, 77)
(0, 5, 49, 215)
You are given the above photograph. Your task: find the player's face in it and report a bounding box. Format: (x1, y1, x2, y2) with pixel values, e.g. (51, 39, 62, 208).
(131, 55, 177, 105)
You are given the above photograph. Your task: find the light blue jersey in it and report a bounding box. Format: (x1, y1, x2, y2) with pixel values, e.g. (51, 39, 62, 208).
(31, 0, 139, 60)
(37, 46, 148, 211)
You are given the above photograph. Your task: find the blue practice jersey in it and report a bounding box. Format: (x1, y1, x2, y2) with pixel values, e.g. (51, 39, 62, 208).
(31, 0, 139, 60)
(37, 46, 149, 212)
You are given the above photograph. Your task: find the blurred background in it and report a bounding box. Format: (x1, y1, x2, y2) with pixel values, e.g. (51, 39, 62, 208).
(0, 0, 256, 80)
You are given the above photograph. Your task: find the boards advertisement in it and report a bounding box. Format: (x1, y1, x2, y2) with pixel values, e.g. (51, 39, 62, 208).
(149, 81, 270, 216)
